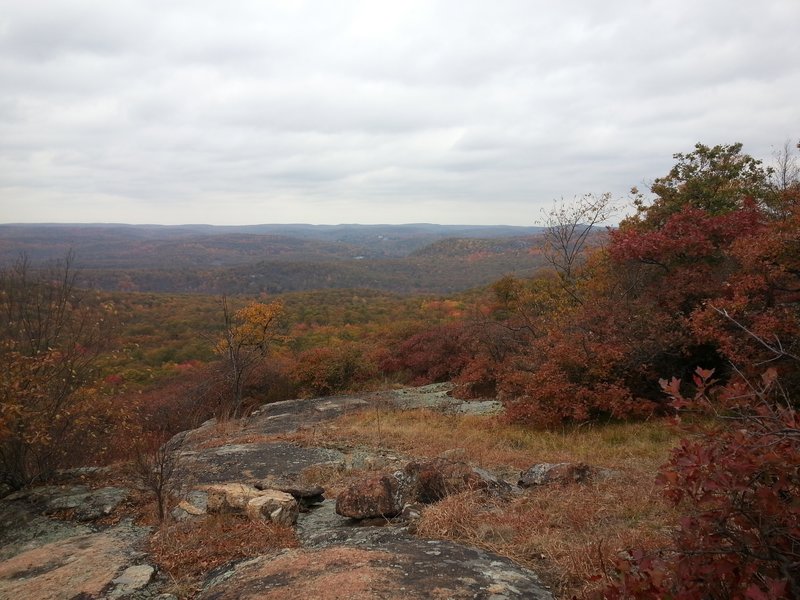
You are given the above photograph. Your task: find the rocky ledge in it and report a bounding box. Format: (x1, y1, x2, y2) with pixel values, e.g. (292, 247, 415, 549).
(0, 384, 604, 599)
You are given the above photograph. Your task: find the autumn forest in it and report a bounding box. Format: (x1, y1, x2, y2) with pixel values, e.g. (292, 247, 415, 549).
(2, 142, 799, 598)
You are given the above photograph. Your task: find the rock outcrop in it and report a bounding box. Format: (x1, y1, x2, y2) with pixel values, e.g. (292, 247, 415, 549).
(3, 485, 128, 522)
(0, 517, 152, 599)
(197, 540, 554, 600)
(1, 384, 556, 600)
(255, 480, 326, 509)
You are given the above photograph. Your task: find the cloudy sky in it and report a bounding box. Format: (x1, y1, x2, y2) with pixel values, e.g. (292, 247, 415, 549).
(1, 1, 798, 226)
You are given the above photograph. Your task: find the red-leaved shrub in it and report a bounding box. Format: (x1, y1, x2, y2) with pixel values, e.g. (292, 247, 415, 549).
(597, 369, 799, 599)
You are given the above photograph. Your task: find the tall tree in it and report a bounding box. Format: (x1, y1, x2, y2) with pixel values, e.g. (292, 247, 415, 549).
(771, 139, 800, 193)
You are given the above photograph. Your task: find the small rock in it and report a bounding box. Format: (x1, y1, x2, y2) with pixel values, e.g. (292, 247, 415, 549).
(109, 564, 154, 598)
(518, 462, 596, 487)
(255, 479, 325, 506)
(185, 490, 209, 512)
(206, 484, 299, 525)
(472, 466, 518, 498)
(345, 450, 392, 472)
(279, 484, 324, 499)
(169, 491, 206, 521)
(400, 502, 423, 522)
(171, 499, 206, 521)
(245, 490, 299, 526)
(335, 471, 413, 519)
(407, 458, 490, 503)
(335, 458, 510, 521)
(206, 483, 264, 514)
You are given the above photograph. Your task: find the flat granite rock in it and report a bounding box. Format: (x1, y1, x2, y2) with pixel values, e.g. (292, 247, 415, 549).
(178, 442, 345, 485)
(198, 540, 552, 600)
(293, 501, 552, 599)
(0, 520, 150, 600)
(242, 396, 370, 435)
(0, 499, 93, 561)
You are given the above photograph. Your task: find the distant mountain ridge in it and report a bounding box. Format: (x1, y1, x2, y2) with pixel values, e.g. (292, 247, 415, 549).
(0, 223, 547, 266)
(0, 223, 551, 294)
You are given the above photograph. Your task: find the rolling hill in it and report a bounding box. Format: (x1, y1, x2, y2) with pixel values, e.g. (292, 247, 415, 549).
(0, 223, 552, 294)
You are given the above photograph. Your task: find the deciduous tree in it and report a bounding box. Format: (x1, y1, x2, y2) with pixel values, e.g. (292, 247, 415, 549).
(0, 253, 113, 489)
(541, 192, 615, 301)
(215, 297, 284, 418)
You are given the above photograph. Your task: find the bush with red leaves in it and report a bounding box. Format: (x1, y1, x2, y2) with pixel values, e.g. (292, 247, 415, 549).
(379, 322, 474, 386)
(597, 369, 799, 599)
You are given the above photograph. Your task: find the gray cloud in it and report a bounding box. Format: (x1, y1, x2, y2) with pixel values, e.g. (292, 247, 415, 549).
(1, 0, 798, 225)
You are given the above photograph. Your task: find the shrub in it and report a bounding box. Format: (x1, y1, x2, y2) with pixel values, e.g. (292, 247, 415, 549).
(379, 322, 474, 386)
(291, 342, 376, 397)
(597, 369, 799, 599)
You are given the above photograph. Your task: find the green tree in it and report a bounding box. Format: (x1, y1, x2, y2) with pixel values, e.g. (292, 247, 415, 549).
(632, 142, 773, 229)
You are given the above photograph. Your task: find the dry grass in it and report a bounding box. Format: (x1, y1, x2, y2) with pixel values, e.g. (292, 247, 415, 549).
(289, 407, 683, 598)
(150, 514, 299, 595)
(415, 478, 675, 598)
(290, 407, 679, 473)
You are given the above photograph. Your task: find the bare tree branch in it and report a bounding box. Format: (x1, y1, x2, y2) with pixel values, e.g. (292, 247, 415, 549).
(541, 192, 616, 302)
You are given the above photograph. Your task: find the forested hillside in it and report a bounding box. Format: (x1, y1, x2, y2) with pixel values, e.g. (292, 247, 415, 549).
(0, 224, 550, 294)
(0, 223, 547, 264)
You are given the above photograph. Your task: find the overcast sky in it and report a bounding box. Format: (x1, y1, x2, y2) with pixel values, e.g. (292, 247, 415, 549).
(1, 1, 798, 226)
